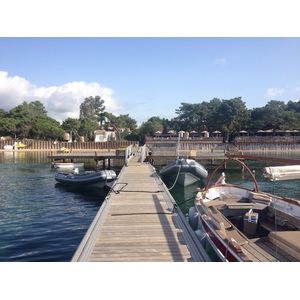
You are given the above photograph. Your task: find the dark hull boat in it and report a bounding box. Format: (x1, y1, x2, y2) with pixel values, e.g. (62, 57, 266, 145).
(55, 170, 117, 188)
(160, 158, 208, 186)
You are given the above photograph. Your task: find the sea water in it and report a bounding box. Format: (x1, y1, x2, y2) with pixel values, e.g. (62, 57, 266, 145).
(0, 152, 108, 262)
(1, 151, 300, 262)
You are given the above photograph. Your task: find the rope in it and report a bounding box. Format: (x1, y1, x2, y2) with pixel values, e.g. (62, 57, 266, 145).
(176, 195, 195, 206)
(168, 163, 182, 191)
(104, 182, 163, 194)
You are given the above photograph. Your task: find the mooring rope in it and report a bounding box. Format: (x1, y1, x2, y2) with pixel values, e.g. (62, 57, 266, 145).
(168, 163, 182, 191)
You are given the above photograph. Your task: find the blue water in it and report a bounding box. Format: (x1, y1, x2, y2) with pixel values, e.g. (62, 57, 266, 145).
(1, 151, 300, 262)
(0, 152, 109, 262)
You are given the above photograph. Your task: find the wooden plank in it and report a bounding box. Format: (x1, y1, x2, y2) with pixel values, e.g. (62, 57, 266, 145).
(72, 154, 210, 262)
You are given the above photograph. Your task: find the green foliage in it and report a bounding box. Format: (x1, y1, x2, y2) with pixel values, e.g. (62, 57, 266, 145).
(1, 96, 300, 143)
(79, 95, 105, 125)
(9, 101, 48, 138)
(79, 118, 99, 141)
(0, 117, 17, 136)
(31, 115, 64, 140)
(140, 116, 164, 137)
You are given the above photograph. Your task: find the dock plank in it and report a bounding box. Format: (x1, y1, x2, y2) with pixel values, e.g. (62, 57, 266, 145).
(71, 153, 210, 262)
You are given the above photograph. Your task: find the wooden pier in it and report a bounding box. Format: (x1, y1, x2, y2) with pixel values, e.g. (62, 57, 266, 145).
(48, 150, 129, 168)
(71, 152, 211, 262)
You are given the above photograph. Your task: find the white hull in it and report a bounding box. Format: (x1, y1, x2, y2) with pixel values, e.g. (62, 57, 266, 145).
(54, 162, 85, 169)
(3, 145, 13, 150)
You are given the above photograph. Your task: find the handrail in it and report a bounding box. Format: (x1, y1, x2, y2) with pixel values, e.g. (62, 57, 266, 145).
(204, 157, 260, 192)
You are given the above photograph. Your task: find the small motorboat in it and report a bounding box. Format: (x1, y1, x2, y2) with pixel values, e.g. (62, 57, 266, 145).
(188, 157, 300, 262)
(159, 132, 208, 186)
(55, 169, 117, 188)
(3, 144, 13, 150)
(17, 143, 26, 149)
(54, 162, 85, 169)
(159, 158, 208, 186)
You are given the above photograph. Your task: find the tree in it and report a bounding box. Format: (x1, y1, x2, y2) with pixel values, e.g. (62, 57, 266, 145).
(0, 108, 8, 118)
(79, 118, 99, 141)
(9, 101, 48, 138)
(61, 118, 81, 140)
(215, 97, 250, 140)
(118, 114, 138, 131)
(140, 116, 164, 138)
(79, 95, 105, 126)
(31, 115, 64, 140)
(0, 117, 17, 136)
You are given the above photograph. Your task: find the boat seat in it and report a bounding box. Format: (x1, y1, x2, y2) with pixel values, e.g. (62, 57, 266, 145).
(225, 228, 248, 246)
(201, 200, 249, 246)
(226, 203, 254, 210)
(220, 193, 248, 203)
(268, 206, 300, 230)
(209, 205, 232, 230)
(268, 231, 300, 260)
(249, 191, 272, 205)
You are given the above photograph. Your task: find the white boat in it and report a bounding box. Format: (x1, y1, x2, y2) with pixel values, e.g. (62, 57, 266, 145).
(3, 145, 13, 150)
(188, 157, 300, 262)
(55, 169, 117, 188)
(159, 158, 208, 186)
(54, 162, 85, 169)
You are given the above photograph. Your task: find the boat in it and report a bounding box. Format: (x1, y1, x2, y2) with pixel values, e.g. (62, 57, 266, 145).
(17, 143, 26, 149)
(3, 143, 26, 150)
(159, 158, 208, 186)
(188, 157, 300, 262)
(159, 132, 208, 186)
(3, 144, 13, 150)
(55, 169, 117, 188)
(53, 162, 85, 169)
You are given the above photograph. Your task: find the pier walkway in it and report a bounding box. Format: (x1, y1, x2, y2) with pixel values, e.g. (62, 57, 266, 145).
(71, 152, 210, 262)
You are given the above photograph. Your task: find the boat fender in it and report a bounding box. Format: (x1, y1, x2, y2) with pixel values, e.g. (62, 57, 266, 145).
(195, 191, 203, 202)
(188, 206, 199, 231)
(195, 229, 207, 248)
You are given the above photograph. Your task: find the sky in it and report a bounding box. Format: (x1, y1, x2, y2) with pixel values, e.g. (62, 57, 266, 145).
(0, 2, 299, 128)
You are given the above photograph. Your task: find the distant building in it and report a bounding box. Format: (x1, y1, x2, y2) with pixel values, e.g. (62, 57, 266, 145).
(94, 130, 116, 142)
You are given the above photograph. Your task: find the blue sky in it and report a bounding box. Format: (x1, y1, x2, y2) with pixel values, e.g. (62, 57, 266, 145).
(1, 37, 299, 126)
(1, 3, 299, 126)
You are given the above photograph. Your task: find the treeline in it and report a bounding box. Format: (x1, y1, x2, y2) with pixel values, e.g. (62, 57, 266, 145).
(1, 96, 300, 143)
(139, 97, 300, 142)
(0, 96, 139, 142)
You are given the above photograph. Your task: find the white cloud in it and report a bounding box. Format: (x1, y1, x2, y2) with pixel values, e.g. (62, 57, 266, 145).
(0, 71, 123, 123)
(266, 87, 284, 99)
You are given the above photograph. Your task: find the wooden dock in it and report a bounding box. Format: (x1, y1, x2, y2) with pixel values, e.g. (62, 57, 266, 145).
(71, 153, 211, 262)
(48, 150, 129, 168)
